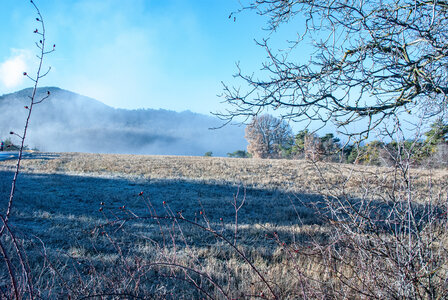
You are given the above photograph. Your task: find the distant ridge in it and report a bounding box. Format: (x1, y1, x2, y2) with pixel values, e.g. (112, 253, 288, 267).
(0, 87, 246, 156)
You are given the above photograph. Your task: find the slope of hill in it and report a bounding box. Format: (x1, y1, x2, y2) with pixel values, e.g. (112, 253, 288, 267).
(0, 87, 246, 156)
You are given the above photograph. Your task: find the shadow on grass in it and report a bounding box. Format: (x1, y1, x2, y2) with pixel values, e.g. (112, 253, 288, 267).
(0, 151, 59, 162)
(0, 170, 443, 299)
(1, 170, 441, 251)
(0, 170, 323, 251)
(24, 152, 61, 160)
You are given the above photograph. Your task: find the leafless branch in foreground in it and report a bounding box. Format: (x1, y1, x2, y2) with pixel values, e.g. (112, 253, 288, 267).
(0, 1, 54, 298)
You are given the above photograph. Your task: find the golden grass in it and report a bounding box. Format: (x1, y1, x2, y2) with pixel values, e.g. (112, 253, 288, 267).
(1, 152, 447, 199)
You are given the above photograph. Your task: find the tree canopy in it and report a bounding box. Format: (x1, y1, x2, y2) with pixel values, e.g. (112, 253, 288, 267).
(221, 0, 448, 138)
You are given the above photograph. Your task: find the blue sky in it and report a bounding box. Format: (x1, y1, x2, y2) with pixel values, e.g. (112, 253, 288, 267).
(0, 0, 301, 116)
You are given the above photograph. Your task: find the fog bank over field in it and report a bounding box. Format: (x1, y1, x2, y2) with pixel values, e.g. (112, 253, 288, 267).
(0, 87, 246, 156)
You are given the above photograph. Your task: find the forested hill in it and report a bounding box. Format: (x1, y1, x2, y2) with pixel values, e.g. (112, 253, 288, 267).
(0, 87, 246, 156)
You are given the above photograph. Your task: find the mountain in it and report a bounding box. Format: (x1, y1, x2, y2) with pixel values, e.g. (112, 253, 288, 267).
(0, 87, 247, 156)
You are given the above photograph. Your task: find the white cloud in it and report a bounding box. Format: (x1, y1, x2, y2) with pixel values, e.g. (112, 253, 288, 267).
(0, 50, 32, 89)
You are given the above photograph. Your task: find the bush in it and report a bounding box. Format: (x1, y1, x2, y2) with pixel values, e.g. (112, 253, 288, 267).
(0, 138, 22, 151)
(227, 150, 251, 158)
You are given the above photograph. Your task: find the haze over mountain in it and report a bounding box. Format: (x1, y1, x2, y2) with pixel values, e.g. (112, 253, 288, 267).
(0, 87, 246, 156)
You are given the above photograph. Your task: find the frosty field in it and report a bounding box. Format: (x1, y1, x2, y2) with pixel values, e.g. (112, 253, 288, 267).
(0, 152, 447, 298)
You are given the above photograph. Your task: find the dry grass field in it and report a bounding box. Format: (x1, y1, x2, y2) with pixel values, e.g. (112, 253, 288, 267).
(2, 152, 447, 197)
(0, 152, 447, 298)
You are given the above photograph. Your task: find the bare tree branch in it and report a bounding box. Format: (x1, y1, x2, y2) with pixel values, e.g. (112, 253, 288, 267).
(219, 0, 448, 138)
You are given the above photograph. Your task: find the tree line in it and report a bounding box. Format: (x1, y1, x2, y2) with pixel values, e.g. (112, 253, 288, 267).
(234, 114, 448, 167)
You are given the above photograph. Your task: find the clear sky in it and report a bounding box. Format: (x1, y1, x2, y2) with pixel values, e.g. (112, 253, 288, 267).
(0, 0, 300, 116)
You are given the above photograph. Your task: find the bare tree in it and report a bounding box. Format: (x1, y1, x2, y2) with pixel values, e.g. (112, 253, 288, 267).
(245, 114, 292, 158)
(221, 0, 448, 139)
(303, 133, 322, 161)
(0, 2, 54, 298)
(3, 2, 54, 231)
